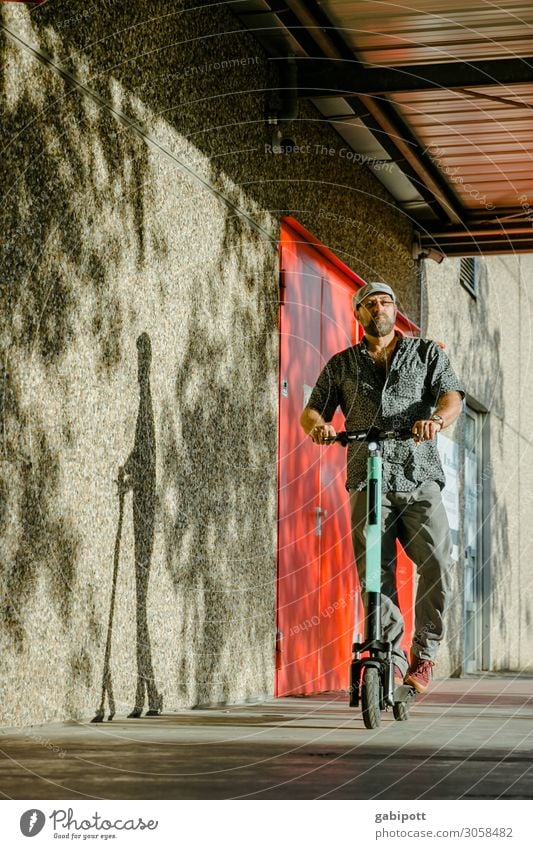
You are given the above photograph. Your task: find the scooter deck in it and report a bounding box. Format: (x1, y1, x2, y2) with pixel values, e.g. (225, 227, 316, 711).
(393, 683, 417, 703)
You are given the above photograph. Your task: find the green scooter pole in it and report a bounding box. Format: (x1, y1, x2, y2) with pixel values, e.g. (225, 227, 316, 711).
(365, 441, 382, 642)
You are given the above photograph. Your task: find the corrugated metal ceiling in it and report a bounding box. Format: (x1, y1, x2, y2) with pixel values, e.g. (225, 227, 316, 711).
(320, 0, 533, 64)
(391, 83, 533, 208)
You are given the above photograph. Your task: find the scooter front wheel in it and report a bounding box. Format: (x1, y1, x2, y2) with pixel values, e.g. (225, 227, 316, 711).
(361, 667, 381, 729)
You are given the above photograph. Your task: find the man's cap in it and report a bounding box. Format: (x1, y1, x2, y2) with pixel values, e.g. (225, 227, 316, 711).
(353, 282, 396, 308)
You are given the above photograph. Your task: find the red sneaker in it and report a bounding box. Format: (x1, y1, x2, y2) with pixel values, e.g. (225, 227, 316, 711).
(405, 658, 434, 693)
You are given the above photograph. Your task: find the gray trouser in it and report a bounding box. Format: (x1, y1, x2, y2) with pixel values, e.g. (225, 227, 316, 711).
(349, 480, 452, 674)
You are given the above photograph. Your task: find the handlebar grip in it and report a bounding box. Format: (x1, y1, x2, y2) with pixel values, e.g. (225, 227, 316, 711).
(322, 433, 348, 445)
(385, 428, 416, 441)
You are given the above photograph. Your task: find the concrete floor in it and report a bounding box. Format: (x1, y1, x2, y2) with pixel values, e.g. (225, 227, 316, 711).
(1, 677, 532, 800)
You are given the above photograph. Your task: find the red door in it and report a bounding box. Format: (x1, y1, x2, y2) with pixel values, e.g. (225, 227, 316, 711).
(277, 238, 323, 693)
(277, 219, 418, 696)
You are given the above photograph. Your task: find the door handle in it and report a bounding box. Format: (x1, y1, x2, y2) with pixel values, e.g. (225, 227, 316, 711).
(315, 506, 328, 536)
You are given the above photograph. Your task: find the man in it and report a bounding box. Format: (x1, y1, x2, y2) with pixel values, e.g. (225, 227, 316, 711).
(300, 282, 464, 693)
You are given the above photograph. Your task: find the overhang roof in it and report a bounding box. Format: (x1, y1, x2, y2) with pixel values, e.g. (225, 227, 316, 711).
(229, 0, 533, 256)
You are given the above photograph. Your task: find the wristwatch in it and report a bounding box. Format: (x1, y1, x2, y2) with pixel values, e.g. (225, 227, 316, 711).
(430, 414, 444, 429)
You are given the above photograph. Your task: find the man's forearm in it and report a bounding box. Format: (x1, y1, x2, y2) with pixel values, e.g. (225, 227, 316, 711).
(435, 391, 463, 428)
(300, 407, 337, 444)
(300, 406, 326, 435)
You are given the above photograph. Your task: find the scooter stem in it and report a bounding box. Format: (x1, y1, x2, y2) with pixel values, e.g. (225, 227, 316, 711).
(365, 441, 382, 642)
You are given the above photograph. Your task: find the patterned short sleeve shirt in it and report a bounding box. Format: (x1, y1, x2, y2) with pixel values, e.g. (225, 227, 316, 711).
(307, 335, 465, 492)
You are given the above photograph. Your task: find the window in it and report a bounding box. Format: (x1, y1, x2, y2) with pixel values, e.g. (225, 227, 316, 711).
(460, 257, 479, 298)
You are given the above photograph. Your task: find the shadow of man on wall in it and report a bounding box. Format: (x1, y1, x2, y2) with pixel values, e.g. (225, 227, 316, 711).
(121, 332, 162, 717)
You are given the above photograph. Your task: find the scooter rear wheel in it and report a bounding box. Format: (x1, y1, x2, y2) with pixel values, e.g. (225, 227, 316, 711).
(361, 667, 381, 729)
(393, 701, 409, 722)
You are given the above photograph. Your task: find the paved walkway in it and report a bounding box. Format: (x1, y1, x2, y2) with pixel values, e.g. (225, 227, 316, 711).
(1, 677, 532, 799)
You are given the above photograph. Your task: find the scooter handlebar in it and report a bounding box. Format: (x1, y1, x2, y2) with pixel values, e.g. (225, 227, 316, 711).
(324, 427, 415, 446)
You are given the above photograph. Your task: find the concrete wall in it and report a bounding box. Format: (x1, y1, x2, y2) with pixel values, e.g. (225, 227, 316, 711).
(0, 0, 416, 725)
(423, 253, 533, 674)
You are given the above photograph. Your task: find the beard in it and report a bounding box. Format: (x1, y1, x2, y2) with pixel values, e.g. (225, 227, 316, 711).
(365, 314, 396, 337)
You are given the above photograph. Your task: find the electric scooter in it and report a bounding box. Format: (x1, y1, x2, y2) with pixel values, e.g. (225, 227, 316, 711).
(325, 427, 417, 729)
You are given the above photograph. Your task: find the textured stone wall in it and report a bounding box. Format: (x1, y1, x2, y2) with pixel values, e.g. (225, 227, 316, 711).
(0, 0, 416, 725)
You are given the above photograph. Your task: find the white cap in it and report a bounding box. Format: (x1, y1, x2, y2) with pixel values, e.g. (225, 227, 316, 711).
(354, 282, 396, 308)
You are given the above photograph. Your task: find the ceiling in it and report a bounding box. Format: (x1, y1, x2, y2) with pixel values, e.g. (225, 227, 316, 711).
(229, 0, 533, 256)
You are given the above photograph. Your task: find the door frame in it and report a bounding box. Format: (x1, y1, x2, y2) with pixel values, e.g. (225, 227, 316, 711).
(463, 396, 491, 672)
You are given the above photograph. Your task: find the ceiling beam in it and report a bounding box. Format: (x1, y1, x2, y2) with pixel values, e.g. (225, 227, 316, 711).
(289, 56, 533, 97)
(421, 226, 533, 255)
(428, 219, 533, 237)
(424, 242, 533, 256)
(465, 207, 533, 225)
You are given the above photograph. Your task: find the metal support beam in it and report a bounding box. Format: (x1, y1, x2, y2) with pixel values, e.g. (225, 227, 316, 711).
(422, 225, 533, 255)
(289, 56, 533, 97)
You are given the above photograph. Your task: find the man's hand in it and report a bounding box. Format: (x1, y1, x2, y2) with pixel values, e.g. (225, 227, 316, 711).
(411, 419, 441, 445)
(309, 423, 337, 445)
(300, 406, 336, 444)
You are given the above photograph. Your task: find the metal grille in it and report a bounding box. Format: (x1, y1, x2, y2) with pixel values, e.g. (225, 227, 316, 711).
(460, 257, 477, 296)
